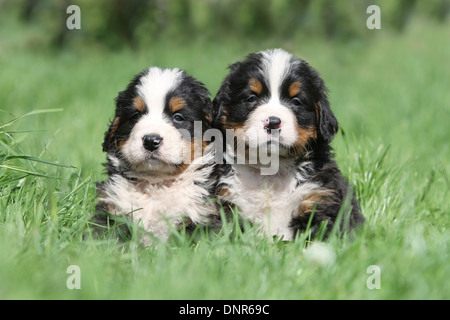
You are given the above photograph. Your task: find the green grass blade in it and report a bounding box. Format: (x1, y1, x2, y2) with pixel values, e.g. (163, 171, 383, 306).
(4, 155, 76, 169)
(0, 109, 63, 130)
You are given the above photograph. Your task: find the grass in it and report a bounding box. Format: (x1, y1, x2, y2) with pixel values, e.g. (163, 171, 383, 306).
(0, 13, 449, 300)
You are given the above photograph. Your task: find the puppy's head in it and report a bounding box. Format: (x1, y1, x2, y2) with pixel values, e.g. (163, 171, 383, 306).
(103, 67, 212, 174)
(213, 49, 338, 159)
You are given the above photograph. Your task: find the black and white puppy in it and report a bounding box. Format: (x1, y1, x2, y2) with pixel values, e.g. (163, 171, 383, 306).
(212, 49, 364, 240)
(96, 67, 217, 246)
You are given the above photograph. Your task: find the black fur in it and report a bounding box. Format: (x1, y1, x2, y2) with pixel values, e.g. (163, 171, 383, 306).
(94, 67, 218, 242)
(212, 49, 364, 238)
(103, 68, 212, 155)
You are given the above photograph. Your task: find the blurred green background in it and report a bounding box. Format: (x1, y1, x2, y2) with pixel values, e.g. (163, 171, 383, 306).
(8, 0, 449, 48)
(0, 0, 449, 299)
(1, 0, 448, 173)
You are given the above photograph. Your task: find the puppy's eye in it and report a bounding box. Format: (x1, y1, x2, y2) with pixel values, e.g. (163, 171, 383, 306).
(246, 95, 257, 103)
(130, 112, 141, 120)
(172, 113, 185, 123)
(291, 97, 302, 106)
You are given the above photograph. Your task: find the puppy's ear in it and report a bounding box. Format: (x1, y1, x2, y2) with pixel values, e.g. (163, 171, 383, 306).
(300, 61, 339, 144)
(309, 68, 339, 144)
(212, 94, 224, 131)
(316, 92, 339, 144)
(102, 90, 126, 153)
(102, 117, 120, 152)
(189, 78, 213, 131)
(212, 81, 229, 131)
(212, 62, 241, 130)
(199, 89, 213, 131)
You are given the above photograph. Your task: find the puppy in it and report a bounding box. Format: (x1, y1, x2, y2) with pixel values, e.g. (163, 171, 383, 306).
(212, 49, 364, 240)
(96, 67, 217, 246)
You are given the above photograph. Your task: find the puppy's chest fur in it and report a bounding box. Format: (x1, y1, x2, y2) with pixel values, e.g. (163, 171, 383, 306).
(97, 157, 215, 243)
(217, 162, 324, 240)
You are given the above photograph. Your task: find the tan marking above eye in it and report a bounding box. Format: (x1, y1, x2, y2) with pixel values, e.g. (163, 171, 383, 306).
(288, 81, 302, 97)
(169, 96, 186, 113)
(133, 96, 146, 112)
(249, 78, 263, 95)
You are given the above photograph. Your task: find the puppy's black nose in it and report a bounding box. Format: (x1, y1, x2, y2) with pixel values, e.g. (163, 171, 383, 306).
(264, 116, 282, 131)
(142, 134, 162, 151)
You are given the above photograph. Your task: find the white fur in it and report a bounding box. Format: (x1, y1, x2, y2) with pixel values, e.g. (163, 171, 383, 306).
(220, 49, 319, 239)
(120, 113, 189, 173)
(259, 49, 295, 99)
(100, 150, 216, 246)
(219, 163, 319, 240)
(244, 103, 299, 149)
(120, 67, 190, 174)
(137, 67, 182, 116)
(100, 67, 216, 246)
(238, 49, 301, 158)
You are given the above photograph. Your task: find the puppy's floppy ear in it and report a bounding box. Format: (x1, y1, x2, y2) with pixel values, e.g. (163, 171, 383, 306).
(212, 80, 229, 131)
(301, 60, 339, 144)
(316, 92, 339, 144)
(308, 68, 338, 143)
(212, 62, 241, 130)
(186, 76, 213, 131)
(102, 90, 126, 153)
(102, 117, 120, 152)
(212, 62, 242, 129)
(212, 89, 226, 131)
(199, 87, 213, 131)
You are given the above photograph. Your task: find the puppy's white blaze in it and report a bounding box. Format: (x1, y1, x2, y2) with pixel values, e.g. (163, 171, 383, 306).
(137, 67, 183, 115)
(259, 49, 294, 100)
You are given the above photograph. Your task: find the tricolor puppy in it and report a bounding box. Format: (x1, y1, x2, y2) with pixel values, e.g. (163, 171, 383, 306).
(96, 67, 217, 246)
(212, 49, 364, 240)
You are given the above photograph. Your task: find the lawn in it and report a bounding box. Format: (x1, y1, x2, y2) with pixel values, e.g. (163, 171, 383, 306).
(0, 13, 448, 300)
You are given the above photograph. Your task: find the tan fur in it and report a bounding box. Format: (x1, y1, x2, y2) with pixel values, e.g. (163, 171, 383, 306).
(249, 78, 263, 95)
(169, 96, 186, 113)
(297, 189, 334, 217)
(288, 81, 301, 97)
(133, 96, 146, 112)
